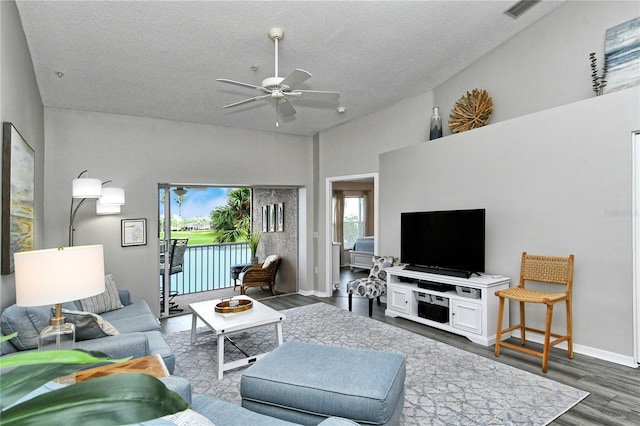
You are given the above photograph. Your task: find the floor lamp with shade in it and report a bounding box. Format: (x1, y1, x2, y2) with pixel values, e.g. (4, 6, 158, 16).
(69, 171, 125, 246)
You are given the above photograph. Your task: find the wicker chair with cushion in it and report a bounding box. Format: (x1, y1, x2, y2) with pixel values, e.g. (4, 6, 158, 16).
(347, 255, 398, 317)
(240, 255, 281, 296)
(494, 252, 575, 373)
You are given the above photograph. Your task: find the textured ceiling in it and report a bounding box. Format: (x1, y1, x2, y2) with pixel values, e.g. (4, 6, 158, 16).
(15, 1, 564, 136)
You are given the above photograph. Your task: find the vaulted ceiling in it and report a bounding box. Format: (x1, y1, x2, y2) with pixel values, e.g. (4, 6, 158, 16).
(15, 1, 564, 136)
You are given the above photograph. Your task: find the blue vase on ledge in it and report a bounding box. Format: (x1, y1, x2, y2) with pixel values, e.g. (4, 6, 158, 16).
(429, 107, 443, 140)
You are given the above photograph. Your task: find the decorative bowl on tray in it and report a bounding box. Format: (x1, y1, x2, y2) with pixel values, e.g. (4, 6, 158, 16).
(215, 298, 253, 313)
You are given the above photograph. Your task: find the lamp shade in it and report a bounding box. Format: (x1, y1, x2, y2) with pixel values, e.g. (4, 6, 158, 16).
(99, 187, 125, 205)
(14, 245, 105, 307)
(96, 203, 121, 215)
(72, 178, 102, 198)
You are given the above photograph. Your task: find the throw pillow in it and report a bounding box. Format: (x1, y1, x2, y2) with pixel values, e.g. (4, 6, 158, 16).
(161, 409, 216, 426)
(262, 255, 279, 269)
(79, 273, 124, 314)
(59, 308, 119, 341)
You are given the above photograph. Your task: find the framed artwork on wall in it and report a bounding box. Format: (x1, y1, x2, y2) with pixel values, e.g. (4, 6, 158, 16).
(276, 203, 284, 232)
(268, 204, 276, 232)
(2, 123, 34, 275)
(121, 218, 147, 246)
(262, 205, 269, 232)
(605, 16, 640, 93)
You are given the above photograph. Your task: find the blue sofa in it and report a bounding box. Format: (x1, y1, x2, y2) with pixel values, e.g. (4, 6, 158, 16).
(141, 376, 359, 426)
(0, 289, 175, 373)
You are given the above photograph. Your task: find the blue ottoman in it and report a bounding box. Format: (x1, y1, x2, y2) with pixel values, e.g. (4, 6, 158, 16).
(240, 341, 405, 425)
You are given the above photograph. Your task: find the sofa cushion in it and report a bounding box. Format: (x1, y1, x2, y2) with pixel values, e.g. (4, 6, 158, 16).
(144, 330, 175, 374)
(74, 332, 150, 360)
(159, 376, 192, 404)
(0, 333, 18, 355)
(101, 302, 160, 333)
(192, 394, 297, 426)
(60, 308, 119, 341)
(1, 302, 77, 350)
(79, 273, 124, 314)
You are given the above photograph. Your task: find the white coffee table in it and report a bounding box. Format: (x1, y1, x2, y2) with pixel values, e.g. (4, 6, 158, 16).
(189, 296, 285, 380)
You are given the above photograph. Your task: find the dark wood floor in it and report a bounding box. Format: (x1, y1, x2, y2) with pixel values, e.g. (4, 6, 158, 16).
(161, 268, 640, 426)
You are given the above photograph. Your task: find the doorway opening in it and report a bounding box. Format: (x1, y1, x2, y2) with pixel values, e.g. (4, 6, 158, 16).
(158, 184, 299, 317)
(326, 173, 379, 297)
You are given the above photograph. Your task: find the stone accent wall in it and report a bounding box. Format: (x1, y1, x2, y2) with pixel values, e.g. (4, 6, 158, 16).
(252, 188, 298, 294)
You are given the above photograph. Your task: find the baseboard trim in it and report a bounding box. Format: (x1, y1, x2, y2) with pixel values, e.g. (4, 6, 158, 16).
(298, 289, 332, 298)
(511, 331, 638, 368)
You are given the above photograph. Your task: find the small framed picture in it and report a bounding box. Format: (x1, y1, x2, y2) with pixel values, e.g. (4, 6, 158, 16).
(121, 219, 147, 246)
(268, 204, 276, 232)
(276, 203, 284, 232)
(262, 205, 269, 232)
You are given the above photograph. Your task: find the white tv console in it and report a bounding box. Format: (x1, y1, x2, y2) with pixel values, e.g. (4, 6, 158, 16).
(385, 266, 510, 346)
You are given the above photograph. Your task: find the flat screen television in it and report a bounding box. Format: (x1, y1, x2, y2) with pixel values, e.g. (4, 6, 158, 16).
(401, 209, 485, 278)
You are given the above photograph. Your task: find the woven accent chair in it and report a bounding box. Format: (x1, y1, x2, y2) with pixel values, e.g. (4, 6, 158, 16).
(494, 252, 575, 373)
(240, 255, 281, 296)
(347, 255, 398, 317)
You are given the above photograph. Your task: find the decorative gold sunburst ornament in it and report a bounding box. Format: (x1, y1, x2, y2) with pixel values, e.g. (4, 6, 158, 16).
(448, 89, 493, 134)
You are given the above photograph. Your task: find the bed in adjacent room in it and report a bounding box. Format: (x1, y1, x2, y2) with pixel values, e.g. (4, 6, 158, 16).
(349, 236, 374, 270)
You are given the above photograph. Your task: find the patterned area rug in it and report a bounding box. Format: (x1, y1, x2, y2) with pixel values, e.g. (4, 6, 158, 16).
(165, 303, 588, 425)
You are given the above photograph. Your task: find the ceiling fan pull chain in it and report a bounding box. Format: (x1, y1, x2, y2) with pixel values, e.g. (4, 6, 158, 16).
(276, 101, 280, 127)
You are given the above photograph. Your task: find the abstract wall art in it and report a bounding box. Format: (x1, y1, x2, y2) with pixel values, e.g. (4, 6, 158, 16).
(2, 123, 35, 274)
(605, 16, 640, 93)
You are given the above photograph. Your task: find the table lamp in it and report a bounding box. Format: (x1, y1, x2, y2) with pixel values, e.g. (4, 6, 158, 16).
(14, 245, 105, 351)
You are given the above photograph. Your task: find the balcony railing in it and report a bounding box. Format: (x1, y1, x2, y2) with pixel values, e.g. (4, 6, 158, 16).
(161, 242, 251, 296)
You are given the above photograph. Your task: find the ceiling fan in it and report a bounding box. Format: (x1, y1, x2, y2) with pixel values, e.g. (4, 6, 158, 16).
(217, 27, 340, 127)
(171, 186, 205, 196)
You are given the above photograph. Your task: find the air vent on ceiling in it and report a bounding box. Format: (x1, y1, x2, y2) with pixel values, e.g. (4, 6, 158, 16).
(504, 0, 540, 19)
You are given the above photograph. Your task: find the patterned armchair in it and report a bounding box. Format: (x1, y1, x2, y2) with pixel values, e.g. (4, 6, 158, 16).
(347, 255, 399, 317)
(240, 255, 281, 296)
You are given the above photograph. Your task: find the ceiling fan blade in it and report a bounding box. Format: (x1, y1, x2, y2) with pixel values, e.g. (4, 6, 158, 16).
(293, 90, 341, 101)
(280, 69, 312, 89)
(217, 78, 266, 91)
(278, 99, 297, 117)
(222, 94, 270, 109)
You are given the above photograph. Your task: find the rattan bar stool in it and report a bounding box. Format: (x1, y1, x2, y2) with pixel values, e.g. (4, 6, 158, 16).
(494, 252, 575, 373)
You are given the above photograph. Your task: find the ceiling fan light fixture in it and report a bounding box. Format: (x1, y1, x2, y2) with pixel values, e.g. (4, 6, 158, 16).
(217, 27, 340, 127)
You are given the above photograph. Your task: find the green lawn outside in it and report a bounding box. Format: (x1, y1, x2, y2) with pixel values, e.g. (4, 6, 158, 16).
(161, 230, 250, 246)
(163, 230, 217, 246)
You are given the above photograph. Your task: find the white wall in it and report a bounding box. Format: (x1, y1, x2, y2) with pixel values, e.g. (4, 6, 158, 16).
(0, 0, 44, 312)
(316, 1, 638, 295)
(315, 1, 640, 362)
(43, 108, 313, 316)
(316, 91, 435, 292)
(434, 1, 639, 136)
(380, 87, 639, 362)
